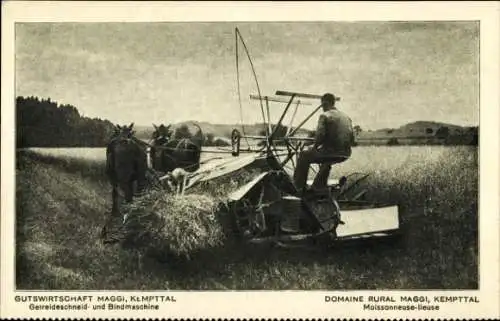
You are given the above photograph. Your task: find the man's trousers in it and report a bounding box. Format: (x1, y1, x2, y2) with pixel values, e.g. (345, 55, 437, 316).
(292, 148, 348, 193)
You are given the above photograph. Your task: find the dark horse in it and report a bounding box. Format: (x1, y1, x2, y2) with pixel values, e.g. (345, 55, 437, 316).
(106, 123, 148, 215)
(150, 122, 204, 173)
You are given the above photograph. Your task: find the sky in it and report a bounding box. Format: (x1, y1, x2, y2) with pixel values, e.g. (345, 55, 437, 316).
(15, 21, 479, 131)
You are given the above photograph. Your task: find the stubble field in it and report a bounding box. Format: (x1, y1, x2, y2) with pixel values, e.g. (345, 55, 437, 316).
(15, 145, 478, 290)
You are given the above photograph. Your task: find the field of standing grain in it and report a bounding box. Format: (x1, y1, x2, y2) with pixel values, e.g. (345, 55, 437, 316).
(15, 145, 478, 290)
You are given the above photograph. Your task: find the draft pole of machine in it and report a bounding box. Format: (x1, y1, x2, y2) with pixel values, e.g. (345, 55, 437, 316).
(277, 103, 323, 168)
(286, 99, 301, 137)
(287, 103, 323, 137)
(267, 94, 299, 170)
(286, 99, 301, 168)
(264, 96, 273, 154)
(268, 94, 296, 143)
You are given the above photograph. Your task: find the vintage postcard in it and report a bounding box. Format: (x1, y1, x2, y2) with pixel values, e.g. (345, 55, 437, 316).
(1, 1, 499, 319)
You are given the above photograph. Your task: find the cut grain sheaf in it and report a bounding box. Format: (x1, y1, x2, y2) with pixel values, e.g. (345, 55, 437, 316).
(114, 168, 262, 258)
(120, 190, 227, 258)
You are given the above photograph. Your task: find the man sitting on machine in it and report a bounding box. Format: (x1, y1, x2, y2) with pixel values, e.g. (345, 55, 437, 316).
(292, 93, 355, 195)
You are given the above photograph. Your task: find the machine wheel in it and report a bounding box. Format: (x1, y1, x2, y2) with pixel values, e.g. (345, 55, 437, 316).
(230, 198, 256, 238)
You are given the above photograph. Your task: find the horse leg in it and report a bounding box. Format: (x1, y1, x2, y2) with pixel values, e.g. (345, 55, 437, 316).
(102, 183, 119, 242)
(111, 184, 120, 216)
(192, 145, 201, 171)
(150, 147, 156, 170)
(123, 179, 134, 203)
(136, 156, 148, 195)
(167, 152, 176, 173)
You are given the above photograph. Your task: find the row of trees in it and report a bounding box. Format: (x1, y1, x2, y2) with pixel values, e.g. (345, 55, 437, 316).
(16, 96, 478, 148)
(16, 96, 116, 148)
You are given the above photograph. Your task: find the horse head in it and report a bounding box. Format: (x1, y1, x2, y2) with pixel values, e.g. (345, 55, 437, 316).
(112, 123, 136, 142)
(152, 123, 172, 145)
(149, 122, 204, 173)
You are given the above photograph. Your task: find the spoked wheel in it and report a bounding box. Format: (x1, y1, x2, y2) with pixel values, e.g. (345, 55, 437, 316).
(266, 137, 299, 174)
(266, 137, 321, 186)
(231, 198, 256, 238)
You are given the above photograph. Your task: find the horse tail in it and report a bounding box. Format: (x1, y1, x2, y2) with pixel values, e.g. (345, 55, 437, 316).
(134, 142, 149, 193)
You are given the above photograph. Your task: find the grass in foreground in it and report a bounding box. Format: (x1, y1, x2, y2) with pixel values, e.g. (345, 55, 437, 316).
(15, 146, 478, 289)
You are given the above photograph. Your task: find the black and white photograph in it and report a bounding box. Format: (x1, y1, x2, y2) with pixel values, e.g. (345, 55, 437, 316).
(2, 2, 499, 320)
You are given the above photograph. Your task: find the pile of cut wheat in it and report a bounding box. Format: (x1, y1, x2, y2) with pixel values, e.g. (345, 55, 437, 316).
(120, 190, 224, 258)
(119, 168, 262, 258)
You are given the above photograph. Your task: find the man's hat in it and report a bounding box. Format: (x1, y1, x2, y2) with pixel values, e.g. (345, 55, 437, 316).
(321, 93, 339, 104)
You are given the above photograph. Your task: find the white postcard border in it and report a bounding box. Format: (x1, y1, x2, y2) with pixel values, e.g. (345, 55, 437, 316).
(1, 1, 499, 319)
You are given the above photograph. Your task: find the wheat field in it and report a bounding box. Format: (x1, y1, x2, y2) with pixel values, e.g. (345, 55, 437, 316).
(15, 145, 478, 290)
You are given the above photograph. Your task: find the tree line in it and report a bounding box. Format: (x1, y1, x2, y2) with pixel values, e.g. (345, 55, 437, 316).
(16, 96, 116, 148)
(16, 96, 478, 148)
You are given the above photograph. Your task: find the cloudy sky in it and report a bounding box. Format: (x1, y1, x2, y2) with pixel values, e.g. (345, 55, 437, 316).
(15, 21, 479, 130)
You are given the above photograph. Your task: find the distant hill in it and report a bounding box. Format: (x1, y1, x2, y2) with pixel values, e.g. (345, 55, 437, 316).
(136, 120, 478, 146)
(16, 96, 477, 148)
(356, 121, 478, 146)
(135, 121, 312, 142)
